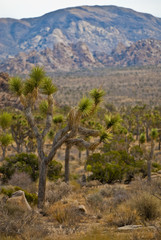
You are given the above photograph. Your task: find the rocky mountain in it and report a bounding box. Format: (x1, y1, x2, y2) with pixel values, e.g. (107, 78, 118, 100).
(0, 42, 101, 74)
(94, 39, 161, 67)
(1, 5, 161, 60)
(1, 39, 161, 74)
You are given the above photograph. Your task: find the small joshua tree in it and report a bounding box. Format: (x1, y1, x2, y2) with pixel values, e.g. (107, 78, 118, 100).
(0, 112, 13, 161)
(148, 128, 158, 183)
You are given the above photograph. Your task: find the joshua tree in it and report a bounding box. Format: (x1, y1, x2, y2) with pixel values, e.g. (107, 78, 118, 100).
(9, 67, 115, 208)
(148, 128, 158, 183)
(63, 89, 121, 183)
(139, 129, 158, 184)
(11, 113, 29, 153)
(0, 112, 13, 161)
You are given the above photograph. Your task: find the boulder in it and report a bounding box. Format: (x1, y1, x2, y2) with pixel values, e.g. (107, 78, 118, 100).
(118, 225, 142, 231)
(78, 205, 87, 214)
(6, 190, 32, 212)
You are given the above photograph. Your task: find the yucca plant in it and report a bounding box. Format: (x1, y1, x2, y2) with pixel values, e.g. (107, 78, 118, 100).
(78, 97, 93, 116)
(0, 134, 13, 146)
(23, 78, 35, 96)
(90, 88, 105, 106)
(139, 132, 146, 145)
(0, 133, 13, 160)
(0, 112, 12, 130)
(53, 114, 64, 124)
(105, 114, 121, 130)
(40, 77, 57, 95)
(100, 130, 113, 143)
(9, 77, 23, 96)
(29, 66, 46, 88)
(148, 128, 159, 183)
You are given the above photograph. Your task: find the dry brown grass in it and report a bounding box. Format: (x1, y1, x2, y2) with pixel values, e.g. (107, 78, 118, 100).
(1, 168, 161, 239)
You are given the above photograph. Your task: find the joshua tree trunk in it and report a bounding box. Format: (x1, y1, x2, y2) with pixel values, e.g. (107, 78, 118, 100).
(79, 149, 82, 164)
(86, 149, 89, 159)
(37, 159, 48, 208)
(147, 139, 154, 184)
(65, 144, 71, 183)
(1, 146, 6, 161)
(147, 159, 151, 184)
(146, 127, 149, 142)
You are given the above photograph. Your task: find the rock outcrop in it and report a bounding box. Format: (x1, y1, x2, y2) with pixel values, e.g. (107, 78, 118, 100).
(1, 39, 161, 75)
(0, 42, 101, 74)
(6, 190, 32, 212)
(96, 39, 161, 67)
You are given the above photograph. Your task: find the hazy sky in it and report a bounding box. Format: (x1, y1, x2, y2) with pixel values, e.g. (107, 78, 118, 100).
(1, 0, 161, 19)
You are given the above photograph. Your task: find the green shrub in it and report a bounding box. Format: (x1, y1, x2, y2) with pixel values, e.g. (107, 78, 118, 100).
(0, 153, 62, 183)
(86, 150, 146, 183)
(0, 153, 39, 182)
(152, 162, 161, 171)
(47, 160, 62, 181)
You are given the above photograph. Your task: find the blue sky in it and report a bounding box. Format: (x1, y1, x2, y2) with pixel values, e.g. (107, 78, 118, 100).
(1, 0, 161, 19)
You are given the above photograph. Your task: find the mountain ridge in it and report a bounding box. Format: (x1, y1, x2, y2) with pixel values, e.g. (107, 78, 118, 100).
(1, 5, 161, 60)
(1, 38, 161, 74)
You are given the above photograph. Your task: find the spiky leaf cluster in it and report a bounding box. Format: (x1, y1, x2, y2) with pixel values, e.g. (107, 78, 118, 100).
(53, 114, 64, 124)
(90, 88, 105, 106)
(100, 130, 113, 143)
(29, 66, 46, 88)
(40, 77, 57, 95)
(0, 134, 13, 146)
(9, 77, 23, 96)
(0, 112, 12, 130)
(23, 78, 35, 96)
(140, 133, 146, 144)
(78, 97, 93, 116)
(105, 114, 121, 129)
(151, 128, 158, 140)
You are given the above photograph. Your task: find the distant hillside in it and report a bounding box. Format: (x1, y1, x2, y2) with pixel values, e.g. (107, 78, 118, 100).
(1, 39, 161, 74)
(94, 39, 161, 67)
(0, 5, 161, 60)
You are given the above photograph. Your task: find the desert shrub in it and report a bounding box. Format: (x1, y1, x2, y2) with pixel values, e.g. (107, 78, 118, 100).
(46, 181, 72, 204)
(150, 179, 161, 196)
(0, 153, 62, 183)
(0, 198, 48, 239)
(0, 153, 39, 182)
(87, 151, 146, 183)
(112, 187, 130, 206)
(8, 171, 33, 190)
(0, 186, 38, 205)
(86, 192, 104, 209)
(49, 202, 82, 226)
(86, 191, 109, 213)
(106, 204, 139, 227)
(152, 162, 161, 172)
(99, 186, 113, 198)
(47, 160, 62, 180)
(132, 192, 161, 221)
